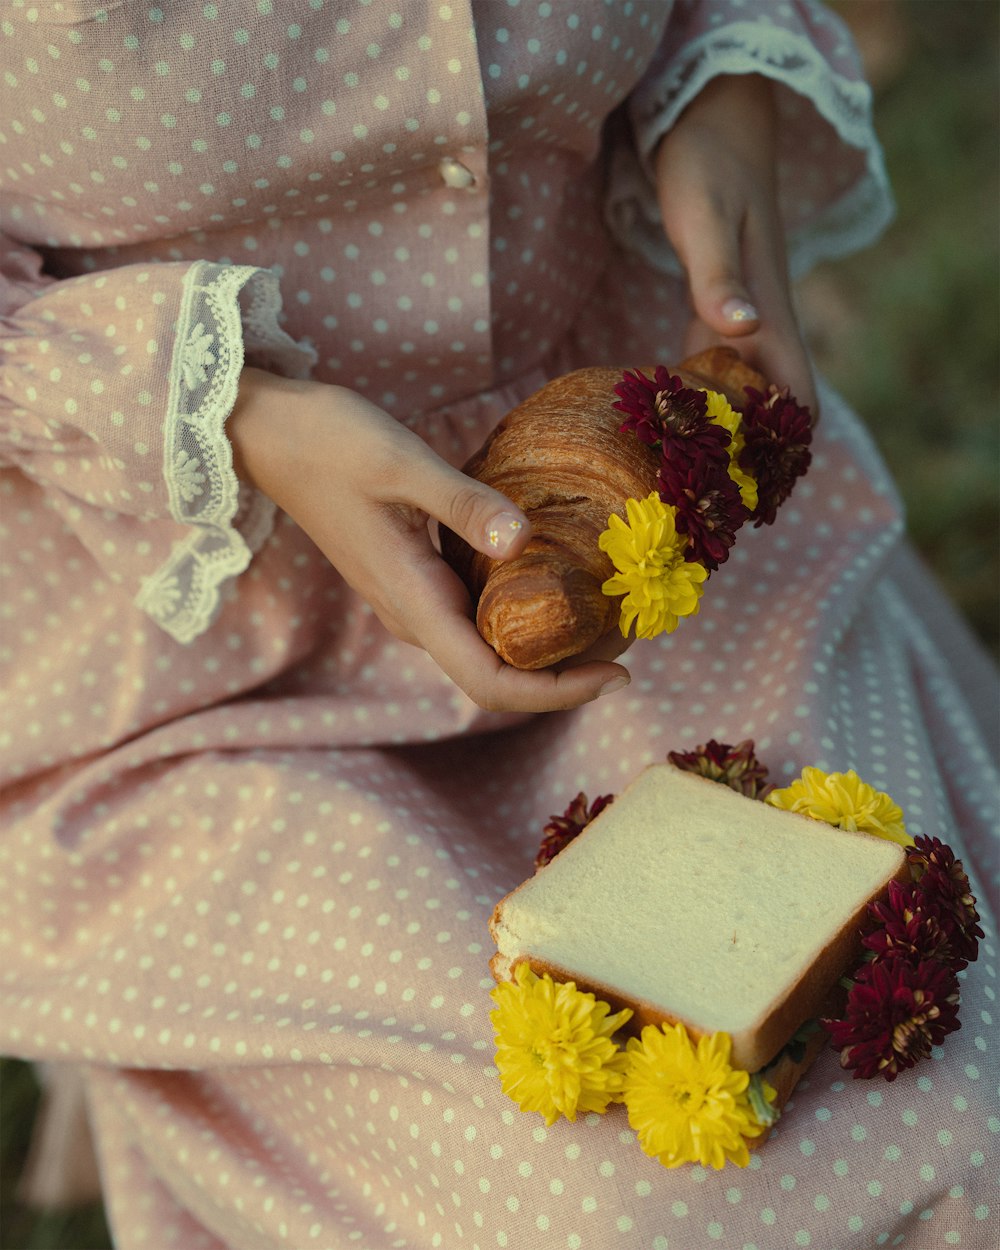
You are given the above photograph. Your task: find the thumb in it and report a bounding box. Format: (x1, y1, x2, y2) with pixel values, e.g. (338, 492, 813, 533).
(405, 446, 532, 560)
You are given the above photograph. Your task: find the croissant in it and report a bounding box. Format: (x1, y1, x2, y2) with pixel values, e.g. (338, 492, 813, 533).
(441, 347, 771, 671)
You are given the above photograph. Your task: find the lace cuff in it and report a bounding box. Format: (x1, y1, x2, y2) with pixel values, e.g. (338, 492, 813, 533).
(605, 19, 895, 280)
(134, 262, 315, 644)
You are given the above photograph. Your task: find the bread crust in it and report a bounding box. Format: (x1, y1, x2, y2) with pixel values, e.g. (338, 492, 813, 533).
(488, 944, 844, 1137)
(750, 983, 847, 1144)
(488, 771, 909, 1074)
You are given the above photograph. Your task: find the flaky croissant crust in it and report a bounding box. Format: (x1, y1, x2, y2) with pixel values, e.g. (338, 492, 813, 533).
(441, 347, 767, 670)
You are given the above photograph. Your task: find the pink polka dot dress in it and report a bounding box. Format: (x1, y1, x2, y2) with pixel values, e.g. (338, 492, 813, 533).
(1, 3, 997, 1248)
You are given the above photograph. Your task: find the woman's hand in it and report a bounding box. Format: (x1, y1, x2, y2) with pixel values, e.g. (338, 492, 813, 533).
(228, 368, 631, 713)
(654, 74, 818, 416)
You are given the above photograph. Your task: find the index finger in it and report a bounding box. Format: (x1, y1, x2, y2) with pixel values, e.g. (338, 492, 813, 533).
(742, 211, 818, 414)
(426, 613, 631, 714)
(401, 556, 631, 713)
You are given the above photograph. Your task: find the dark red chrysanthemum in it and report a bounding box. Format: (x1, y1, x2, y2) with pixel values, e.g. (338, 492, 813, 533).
(614, 367, 729, 463)
(863, 878, 958, 968)
(738, 385, 814, 526)
(657, 452, 749, 570)
(823, 955, 961, 1081)
(667, 739, 773, 800)
(534, 792, 614, 868)
(905, 835, 983, 966)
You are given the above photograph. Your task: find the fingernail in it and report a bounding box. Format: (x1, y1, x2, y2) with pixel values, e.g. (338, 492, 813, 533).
(722, 297, 759, 325)
(598, 674, 630, 698)
(485, 512, 525, 557)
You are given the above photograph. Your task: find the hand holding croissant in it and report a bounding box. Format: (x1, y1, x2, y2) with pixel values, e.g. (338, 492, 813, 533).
(441, 347, 813, 671)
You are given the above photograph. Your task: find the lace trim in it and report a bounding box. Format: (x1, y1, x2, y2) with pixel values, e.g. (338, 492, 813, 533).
(605, 20, 895, 280)
(134, 262, 314, 644)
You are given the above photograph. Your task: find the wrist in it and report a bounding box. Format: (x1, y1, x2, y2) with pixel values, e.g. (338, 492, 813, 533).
(680, 73, 774, 131)
(656, 73, 776, 175)
(228, 367, 323, 499)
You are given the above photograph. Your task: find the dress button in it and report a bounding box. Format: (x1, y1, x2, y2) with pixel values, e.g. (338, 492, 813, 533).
(438, 157, 476, 190)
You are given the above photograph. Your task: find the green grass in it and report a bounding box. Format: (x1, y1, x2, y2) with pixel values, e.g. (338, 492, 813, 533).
(805, 0, 999, 657)
(1, 5, 996, 1249)
(0, 1061, 111, 1249)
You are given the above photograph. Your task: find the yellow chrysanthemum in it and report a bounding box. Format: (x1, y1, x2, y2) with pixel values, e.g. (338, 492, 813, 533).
(490, 964, 632, 1125)
(623, 1023, 773, 1170)
(703, 388, 758, 511)
(599, 493, 709, 639)
(766, 767, 912, 846)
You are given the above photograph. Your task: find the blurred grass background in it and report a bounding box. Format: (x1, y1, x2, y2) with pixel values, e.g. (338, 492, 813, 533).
(1, 3, 996, 1248)
(803, 0, 999, 659)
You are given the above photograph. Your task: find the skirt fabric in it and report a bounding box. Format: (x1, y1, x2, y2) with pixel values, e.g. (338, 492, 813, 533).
(4, 377, 997, 1249)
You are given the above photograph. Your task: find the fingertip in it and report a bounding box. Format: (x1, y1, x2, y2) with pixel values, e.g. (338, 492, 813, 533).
(719, 297, 760, 334)
(552, 659, 631, 704)
(596, 672, 630, 699)
(691, 286, 760, 341)
(482, 510, 531, 559)
(550, 662, 629, 710)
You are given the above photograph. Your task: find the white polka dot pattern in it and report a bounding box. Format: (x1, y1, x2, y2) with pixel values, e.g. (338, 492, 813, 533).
(1, 3, 997, 1249)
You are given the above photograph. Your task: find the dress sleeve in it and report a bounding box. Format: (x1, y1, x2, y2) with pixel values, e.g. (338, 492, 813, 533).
(0, 240, 315, 643)
(604, 0, 895, 279)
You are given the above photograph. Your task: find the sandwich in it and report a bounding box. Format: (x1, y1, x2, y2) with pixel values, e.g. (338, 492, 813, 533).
(486, 748, 981, 1169)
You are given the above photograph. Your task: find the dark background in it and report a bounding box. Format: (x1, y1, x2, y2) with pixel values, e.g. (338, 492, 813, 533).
(801, 0, 998, 660)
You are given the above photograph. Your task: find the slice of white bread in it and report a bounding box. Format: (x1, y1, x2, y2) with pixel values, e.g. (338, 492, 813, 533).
(490, 764, 908, 1074)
